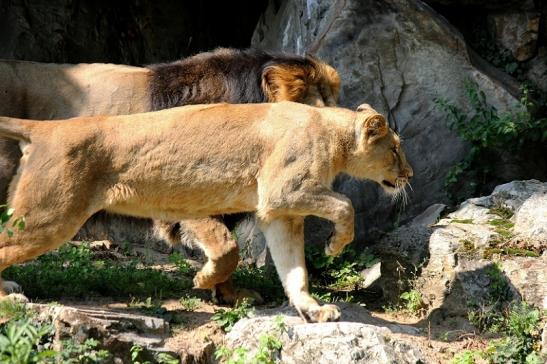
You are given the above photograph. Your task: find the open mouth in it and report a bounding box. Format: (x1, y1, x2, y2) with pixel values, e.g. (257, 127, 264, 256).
(382, 180, 396, 189)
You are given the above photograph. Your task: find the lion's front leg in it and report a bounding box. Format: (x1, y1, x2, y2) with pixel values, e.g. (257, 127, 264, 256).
(260, 216, 340, 323)
(259, 186, 355, 258)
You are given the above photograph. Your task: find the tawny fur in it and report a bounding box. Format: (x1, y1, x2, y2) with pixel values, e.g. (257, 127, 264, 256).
(0, 102, 412, 322)
(0, 48, 340, 304)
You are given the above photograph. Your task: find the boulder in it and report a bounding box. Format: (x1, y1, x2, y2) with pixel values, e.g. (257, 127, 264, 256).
(252, 0, 519, 242)
(225, 305, 424, 364)
(416, 180, 547, 311)
(364, 180, 546, 313)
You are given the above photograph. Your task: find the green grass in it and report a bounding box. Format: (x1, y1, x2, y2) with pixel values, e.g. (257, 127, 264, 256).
(179, 295, 201, 311)
(0, 299, 29, 322)
(489, 205, 514, 220)
(451, 219, 474, 224)
(211, 299, 253, 332)
(3, 243, 192, 299)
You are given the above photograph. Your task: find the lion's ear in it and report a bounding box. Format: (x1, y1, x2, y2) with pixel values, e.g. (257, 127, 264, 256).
(363, 114, 388, 144)
(261, 64, 307, 102)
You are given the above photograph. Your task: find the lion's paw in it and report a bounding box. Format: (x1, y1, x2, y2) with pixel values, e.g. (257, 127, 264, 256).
(325, 230, 353, 257)
(305, 304, 341, 322)
(193, 272, 217, 290)
(213, 287, 264, 306)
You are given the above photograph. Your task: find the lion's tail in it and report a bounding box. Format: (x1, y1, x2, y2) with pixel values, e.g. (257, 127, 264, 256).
(0, 116, 34, 142)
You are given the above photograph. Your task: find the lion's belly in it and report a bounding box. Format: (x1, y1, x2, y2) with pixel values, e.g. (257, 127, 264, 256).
(105, 183, 258, 221)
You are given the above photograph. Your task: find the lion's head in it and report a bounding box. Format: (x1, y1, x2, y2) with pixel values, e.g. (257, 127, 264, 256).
(347, 103, 413, 196)
(261, 55, 340, 107)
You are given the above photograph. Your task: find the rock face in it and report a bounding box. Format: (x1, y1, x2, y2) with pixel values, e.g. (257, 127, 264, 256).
(252, 0, 519, 241)
(487, 1, 540, 61)
(513, 190, 547, 244)
(403, 180, 547, 312)
(226, 305, 424, 364)
(0, 0, 266, 64)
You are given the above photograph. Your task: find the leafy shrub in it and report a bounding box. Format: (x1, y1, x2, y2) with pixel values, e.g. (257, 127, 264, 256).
(306, 245, 379, 292)
(435, 82, 547, 201)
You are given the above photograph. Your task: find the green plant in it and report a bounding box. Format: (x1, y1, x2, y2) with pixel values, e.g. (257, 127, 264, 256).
(211, 299, 253, 332)
(399, 289, 425, 314)
(0, 205, 25, 237)
(451, 219, 474, 224)
(130, 344, 179, 364)
(482, 302, 545, 364)
(3, 243, 192, 299)
(179, 295, 201, 311)
(60, 338, 110, 363)
(450, 350, 479, 364)
(214, 316, 285, 364)
(215, 345, 249, 364)
(130, 344, 149, 364)
(489, 205, 514, 220)
(0, 299, 29, 322)
(435, 82, 547, 201)
(306, 245, 379, 293)
(0, 318, 56, 363)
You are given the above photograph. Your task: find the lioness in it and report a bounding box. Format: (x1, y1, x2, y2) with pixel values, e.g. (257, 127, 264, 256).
(0, 48, 340, 303)
(0, 102, 412, 322)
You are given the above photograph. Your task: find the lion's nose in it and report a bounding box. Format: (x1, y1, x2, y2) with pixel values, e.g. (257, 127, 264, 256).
(406, 168, 414, 180)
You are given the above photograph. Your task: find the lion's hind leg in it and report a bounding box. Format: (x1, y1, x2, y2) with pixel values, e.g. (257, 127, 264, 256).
(176, 217, 262, 305)
(0, 172, 95, 298)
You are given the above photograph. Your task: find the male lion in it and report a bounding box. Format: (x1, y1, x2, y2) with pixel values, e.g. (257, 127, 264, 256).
(0, 102, 412, 322)
(0, 48, 340, 303)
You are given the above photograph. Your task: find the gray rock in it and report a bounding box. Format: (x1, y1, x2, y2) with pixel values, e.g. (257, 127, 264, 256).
(424, 0, 522, 10)
(502, 256, 547, 309)
(252, 0, 519, 240)
(417, 180, 547, 311)
(487, 1, 540, 61)
(513, 191, 547, 245)
(373, 180, 546, 313)
(29, 304, 176, 362)
(226, 306, 424, 364)
(410, 203, 447, 228)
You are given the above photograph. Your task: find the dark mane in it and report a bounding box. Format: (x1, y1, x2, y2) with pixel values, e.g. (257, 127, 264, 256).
(148, 48, 319, 111)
